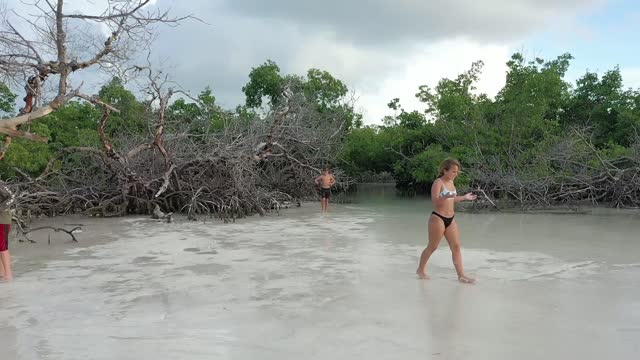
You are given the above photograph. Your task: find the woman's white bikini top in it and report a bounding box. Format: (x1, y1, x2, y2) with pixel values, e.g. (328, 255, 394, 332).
(438, 179, 457, 198)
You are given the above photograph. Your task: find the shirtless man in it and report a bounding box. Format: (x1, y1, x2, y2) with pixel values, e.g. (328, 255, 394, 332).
(314, 168, 336, 213)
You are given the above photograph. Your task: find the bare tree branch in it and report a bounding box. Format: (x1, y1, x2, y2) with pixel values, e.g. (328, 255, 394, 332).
(0, 0, 192, 157)
(0, 127, 48, 142)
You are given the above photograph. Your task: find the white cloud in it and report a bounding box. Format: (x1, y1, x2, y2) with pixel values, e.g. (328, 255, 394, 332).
(622, 68, 640, 90)
(354, 39, 511, 124)
(2, 0, 617, 126)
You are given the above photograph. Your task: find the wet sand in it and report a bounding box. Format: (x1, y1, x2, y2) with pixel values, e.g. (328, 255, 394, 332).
(3, 215, 124, 273)
(1, 195, 639, 359)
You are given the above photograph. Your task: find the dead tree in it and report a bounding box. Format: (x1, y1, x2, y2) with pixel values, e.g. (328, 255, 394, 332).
(468, 127, 640, 209)
(0, 0, 353, 223)
(8, 76, 356, 221)
(0, 0, 192, 159)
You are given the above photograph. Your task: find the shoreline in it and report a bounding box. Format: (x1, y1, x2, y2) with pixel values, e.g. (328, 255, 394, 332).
(6, 197, 639, 279)
(8, 214, 132, 276)
(6, 205, 311, 277)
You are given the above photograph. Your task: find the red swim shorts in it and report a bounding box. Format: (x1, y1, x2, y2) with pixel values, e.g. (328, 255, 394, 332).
(0, 224, 10, 251)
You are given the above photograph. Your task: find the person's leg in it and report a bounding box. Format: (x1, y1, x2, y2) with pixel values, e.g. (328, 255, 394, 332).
(444, 221, 474, 283)
(0, 251, 11, 281)
(0, 252, 5, 279)
(321, 190, 330, 212)
(0, 224, 9, 281)
(416, 215, 445, 279)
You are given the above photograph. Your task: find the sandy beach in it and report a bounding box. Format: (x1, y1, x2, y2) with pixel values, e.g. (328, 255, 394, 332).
(1, 193, 639, 359)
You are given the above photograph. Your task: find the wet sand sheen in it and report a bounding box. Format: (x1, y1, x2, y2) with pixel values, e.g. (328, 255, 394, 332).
(1, 187, 639, 359)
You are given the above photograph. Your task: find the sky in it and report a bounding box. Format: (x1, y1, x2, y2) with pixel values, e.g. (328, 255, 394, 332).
(3, 0, 640, 124)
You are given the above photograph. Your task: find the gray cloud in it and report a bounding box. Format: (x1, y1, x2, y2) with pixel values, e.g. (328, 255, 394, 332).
(222, 0, 603, 44)
(3, 0, 606, 118)
(149, 0, 405, 109)
(144, 0, 603, 111)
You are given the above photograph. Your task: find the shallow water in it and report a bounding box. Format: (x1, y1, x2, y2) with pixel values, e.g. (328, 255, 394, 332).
(1, 184, 639, 359)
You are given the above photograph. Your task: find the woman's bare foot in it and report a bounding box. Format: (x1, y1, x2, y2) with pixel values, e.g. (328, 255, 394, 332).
(458, 275, 475, 284)
(416, 270, 431, 279)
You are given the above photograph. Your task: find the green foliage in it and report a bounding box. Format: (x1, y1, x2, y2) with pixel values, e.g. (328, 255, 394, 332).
(3, 51, 637, 199)
(0, 95, 102, 178)
(234, 105, 258, 126)
(99, 77, 147, 136)
(242, 60, 284, 108)
(339, 126, 398, 176)
(398, 111, 425, 130)
(0, 100, 103, 178)
(408, 144, 447, 183)
(0, 82, 17, 114)
(416, 60, 484, 124)
(0, 122, 53, 177)
(341, 51, 639, 192)
(304, 68, 348, 110)
(563, 68, 640, 146)
(40, 101, 102, 150)
(167, 87, 229, 135)
(242, 61, 359, 129)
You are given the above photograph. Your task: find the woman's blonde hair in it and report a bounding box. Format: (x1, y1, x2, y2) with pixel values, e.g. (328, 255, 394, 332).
(438, 158, 461, 177)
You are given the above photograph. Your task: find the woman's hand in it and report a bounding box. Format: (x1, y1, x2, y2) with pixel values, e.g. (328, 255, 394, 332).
(463, 193, 478, 201)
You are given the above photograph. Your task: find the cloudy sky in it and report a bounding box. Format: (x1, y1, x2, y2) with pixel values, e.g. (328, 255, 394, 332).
(5, 0, 640, 124)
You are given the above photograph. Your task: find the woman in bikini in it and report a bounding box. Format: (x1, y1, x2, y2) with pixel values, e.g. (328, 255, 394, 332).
(416, 158, 477, 283)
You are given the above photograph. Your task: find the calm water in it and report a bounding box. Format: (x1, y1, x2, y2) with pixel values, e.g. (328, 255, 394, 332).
(1, 184, 639, 359)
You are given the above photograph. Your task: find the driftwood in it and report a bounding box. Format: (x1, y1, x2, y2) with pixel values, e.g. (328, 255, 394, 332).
(151, 204, 173, 223)
(7, 78, 354, 222)
(468, 128, 640, 209)
(1, 2, 356, 224)
(21, 226, 81, 243)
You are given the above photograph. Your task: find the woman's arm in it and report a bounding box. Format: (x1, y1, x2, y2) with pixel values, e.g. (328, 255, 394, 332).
(454, 193, 477, 202)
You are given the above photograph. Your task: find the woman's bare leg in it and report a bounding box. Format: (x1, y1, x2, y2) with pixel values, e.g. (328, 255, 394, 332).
(444, 221, 474, 284)
(416, 215, 445, 279)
